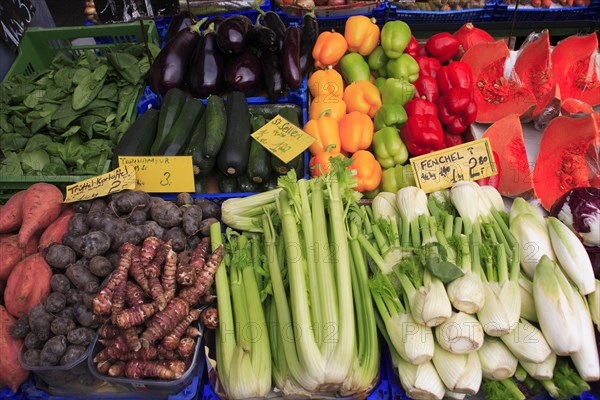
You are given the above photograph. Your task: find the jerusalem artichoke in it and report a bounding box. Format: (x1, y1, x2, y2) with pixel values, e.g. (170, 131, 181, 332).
(125, 360, 183, 380)
(93, 243, 134, 316)
(201, 307, 218, 330)
(161, 248, 178, 302)
(140, 236, 161, 266)
(161, 309, 201, 351)
(177, 337, 195, 360)
(140, 298, 189, 349)
(178, 245, 224, 306)
(108, 361, 126, 377)
(115, 303, 156, 330)
(125, 282, 146, 307)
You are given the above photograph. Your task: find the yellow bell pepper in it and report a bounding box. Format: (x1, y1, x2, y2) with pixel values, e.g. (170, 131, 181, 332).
(309, 95, 347, 121)
(308, 67, 344, 99)
(344, 16, 380, 56)
(312, 31, 348, 69)
(348, 150, 382, 192)
(303, 114, 341, 156)
(343, 80, 382, 118)
(338, 111, 373, 153)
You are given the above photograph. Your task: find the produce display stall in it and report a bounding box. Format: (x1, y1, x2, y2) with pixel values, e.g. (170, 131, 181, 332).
(0, 1, 599, 399)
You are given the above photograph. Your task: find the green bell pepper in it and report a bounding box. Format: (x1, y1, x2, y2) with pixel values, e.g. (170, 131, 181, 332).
(372, 127, 409, 169)
(340, 53, 370, 84)
(381, 78, 415, 106)
(381, 164, 416, 193)
(386, 54, 420, 83)
(374, 77, 386, 93)
(374, 104, 408, 130)
(380, 21, 412, 59)
(367, 46, 389, 78)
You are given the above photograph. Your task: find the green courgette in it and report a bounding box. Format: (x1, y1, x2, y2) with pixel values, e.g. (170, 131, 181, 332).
(260, 175, 279, 192)
(271, 106, 305, 176)
(184, 112, 216, 175)
(218, 174, 239, 193)
(158, 98, 204, 156)
(247, 115, 271, 184)
(194, 175, 208, 194)
(111, 109, 159, 169)
(202, 95, 227, 159)
(217, 92, 251, 177)
(151, 87, 187, 155)
(238, 175, 259, 193)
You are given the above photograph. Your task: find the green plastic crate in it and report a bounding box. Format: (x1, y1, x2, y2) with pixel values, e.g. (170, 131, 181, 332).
(0, 21, 159, 195)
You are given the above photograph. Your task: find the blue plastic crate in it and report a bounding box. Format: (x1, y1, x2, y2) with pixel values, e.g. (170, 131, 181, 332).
(491, 0, 599, 21)
(0, 379, 28, 400)
(275, 2, 387, 31)
(386, 1, 495, 24)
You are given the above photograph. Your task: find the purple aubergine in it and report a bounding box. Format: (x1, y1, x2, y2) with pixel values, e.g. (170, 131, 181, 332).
(164, 11, 196, 44)
(225, 51, 263, 95)
(262, 11, 286, 51)
(189, 30, 225, 98)
(216, 15, 253, 55)
(151, 24, 201, 96)
(203, 15, 225, 30)
(282, 26, 301, 90)
(261, 50, 284, 101)
(300, 13, 319, 74)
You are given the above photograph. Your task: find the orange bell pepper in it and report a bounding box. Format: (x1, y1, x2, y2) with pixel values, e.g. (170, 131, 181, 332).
(308, 67, 344, 99)
(343, 80, 382, 118)
(309, 95, 347, 121)
(348, 150, 382, 192)
(303, 114, 341, 156)
(312, 31, 348, 69)
(309, 145, 343, 177)
(344, 16, 380, 56)
(338, 111, 374, 153)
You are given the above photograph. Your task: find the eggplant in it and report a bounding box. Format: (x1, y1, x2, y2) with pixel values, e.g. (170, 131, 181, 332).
(261, 50, 284, 101)
(189, 30, 225, 98)
(202, 15, 224, 31)
(282, 26, 302, 90)
(299, 13, 319, 74)
(248, 24, 278, 52)
(225, 51, 263, 95)
(164, 11, 196, 44)
(262, 11, 286, 51)
(216, 15, 253, 55)
(151, 22, 202, 96)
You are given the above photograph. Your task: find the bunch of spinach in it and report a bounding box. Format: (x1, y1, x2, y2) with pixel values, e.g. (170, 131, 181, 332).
(0, 42, 160, 177)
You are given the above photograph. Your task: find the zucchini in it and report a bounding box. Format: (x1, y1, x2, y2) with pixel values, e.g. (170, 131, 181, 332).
(151, 88, 187, 155)
(184, 112, 216, 175)
(271, 106, 305, 176)
(218, 174, 239, 193)
(248, 104, 302, 120)
(202, 95, 227, 158)
(111, 109, 159, 169)
(217, 92, 251, 177)
(238, 175, 259, 193)
(158, 99, 204, 156)
(260, 175, 279, 192)
(194, 175, 208, 194)
(247, 115, 271, 184)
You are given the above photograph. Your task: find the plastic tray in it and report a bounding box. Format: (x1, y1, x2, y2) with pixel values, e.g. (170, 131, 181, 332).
(386, 1, 495, 23)
(275, 2, 387, 31)
(491, 0, 599, 21)
(19, 342, 103, 394)
(0, 21, 158, 192)
(87, 328, 203, 396)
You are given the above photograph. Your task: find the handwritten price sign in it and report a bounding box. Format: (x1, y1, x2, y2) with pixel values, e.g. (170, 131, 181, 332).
(251, 115, 315, 163)
(118, 156, 194, 193)
(64, 165, 136, 203)
(410, 138, 498, 193)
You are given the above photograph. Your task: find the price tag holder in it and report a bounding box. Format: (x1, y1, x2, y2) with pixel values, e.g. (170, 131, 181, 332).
(118, 156, 195, 193)
(64, 165, 136, 203)
(409, 138, 497, 193)
(251, 115, 315, 164)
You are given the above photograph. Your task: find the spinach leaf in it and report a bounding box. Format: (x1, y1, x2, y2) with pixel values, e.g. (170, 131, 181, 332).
(72, 66, 108, 111)
(116, 85, 138, 123)
(73, 68, 91, 85)
(10, 115, 31, 137)
(54, 68, 75, 91)
(108, 52, 141, 85)
(43, 158, 69, 175)
(0, 153, 23, 176)
(61, 125, 81, 138)
(97, 83, 118, 100)
(53, 115, 79, 131)
(0, 133, 28, 151)
(21, 149, 50, 172)
(23, 90, 46, 108)
(51, 53, 75, 69)
(80, 115, 104, 138)
(24, 134, 53, 152)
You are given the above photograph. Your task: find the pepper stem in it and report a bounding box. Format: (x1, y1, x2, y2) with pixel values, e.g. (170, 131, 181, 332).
(319, 109, 333, 118)
(189, 17, 208, 34)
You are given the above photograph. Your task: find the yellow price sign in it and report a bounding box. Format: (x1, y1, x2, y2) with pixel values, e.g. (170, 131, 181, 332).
(410, 138, 498, 193)
(64, 165, 136, 203)
(251, 115, 315, 164)
(118, 156, 195, 193)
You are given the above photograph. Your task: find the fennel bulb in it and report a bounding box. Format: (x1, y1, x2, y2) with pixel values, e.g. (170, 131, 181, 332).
(397, 357, 446, 400)
(478, 336, 518, 381)
(432, 343, 482, 395)
(435, 312, 484, 354)
(510, 213, 556, 279)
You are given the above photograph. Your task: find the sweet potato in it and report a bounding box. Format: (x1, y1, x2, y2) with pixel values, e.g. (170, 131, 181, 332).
(18, 183, 64, 248)
(68, 213, 89, 236)
(0, 306, 29, 391)
(44, 244, 77, 269)
(4, 253, 52, 318)
(0, 234, 38, 280)
(110, 190, 150, 216)
(0, 191, 26, 233)
(38, 208, 74, 251)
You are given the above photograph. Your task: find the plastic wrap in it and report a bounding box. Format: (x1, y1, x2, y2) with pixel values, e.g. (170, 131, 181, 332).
(179, 0, 265, 14)
(95, 0, 179, 23)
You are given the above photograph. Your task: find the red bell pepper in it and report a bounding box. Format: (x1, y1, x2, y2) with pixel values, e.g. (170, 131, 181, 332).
(415, 56, 441, 78)
(405, 97, 438, 117)
(424, 32, 459, 64)
(437, 87, 477, 135)
(475, 151, 502, 189)
(443, 130, 463, 148)
(400, 114, 445, 156)
(413, 76, 439, 104)
(437, 61, 473, 95)
(404, 35, 419, 58)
